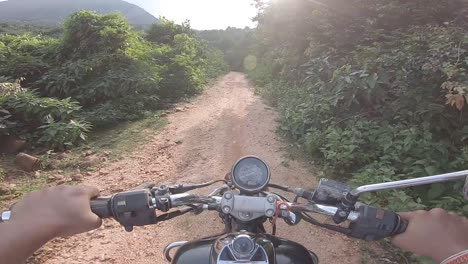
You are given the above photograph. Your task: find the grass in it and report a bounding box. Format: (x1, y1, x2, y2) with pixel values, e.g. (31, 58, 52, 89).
(0, 112, 167, 207)
(49, 112, 168, 169)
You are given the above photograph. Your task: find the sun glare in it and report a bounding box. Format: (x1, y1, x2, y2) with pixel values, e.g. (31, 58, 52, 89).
(154, 0, 258, 30)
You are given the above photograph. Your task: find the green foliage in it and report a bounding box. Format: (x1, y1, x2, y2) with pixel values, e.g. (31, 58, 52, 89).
(4, 91, 82, 125)
(36, 120, 91, 150)
(0, 34, 58, 85)
(1, 88, 89, 149)
(199, 27, 255, 71)
(147, 21, 228, 99)
(158, 33, 207, 98)
(1, 81, 23, 136)
(204, 48, 230, 79)
(0, 11, 228, 150)
(0, 23, 63, 37)
(34, 11, 160, 107)
(146, 18, 192, 45)
(60, 11, 136, 59)
(81, 95, 160, 127)
(249, 0, 468, 222)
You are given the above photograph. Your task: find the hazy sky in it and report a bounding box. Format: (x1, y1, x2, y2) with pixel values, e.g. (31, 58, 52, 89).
(125, 0, 257, 30)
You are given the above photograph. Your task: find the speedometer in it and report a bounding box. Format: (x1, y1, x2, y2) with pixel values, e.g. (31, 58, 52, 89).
(231, 156, 271, 194)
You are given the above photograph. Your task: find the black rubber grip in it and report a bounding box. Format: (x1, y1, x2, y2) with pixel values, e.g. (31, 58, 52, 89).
(90, 197, 112, 218)
(392, 214, 408, 235)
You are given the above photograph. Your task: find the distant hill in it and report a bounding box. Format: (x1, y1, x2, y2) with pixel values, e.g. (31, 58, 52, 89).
(0, 0, 157, 26)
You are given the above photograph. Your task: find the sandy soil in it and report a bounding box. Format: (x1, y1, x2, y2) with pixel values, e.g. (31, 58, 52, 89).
(38, 72, 361, 264)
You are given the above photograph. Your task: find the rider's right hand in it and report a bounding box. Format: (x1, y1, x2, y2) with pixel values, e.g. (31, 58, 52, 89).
(392, 208, 468, 262)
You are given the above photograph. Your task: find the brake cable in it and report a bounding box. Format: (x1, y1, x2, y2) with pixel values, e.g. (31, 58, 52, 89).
(169, 179, 228, 194)
(271, 201, 292, 235)
(157, 207, 195, 222)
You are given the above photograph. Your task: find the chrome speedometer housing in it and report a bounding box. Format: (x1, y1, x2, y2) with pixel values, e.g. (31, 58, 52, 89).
(231, 156, 271, 194)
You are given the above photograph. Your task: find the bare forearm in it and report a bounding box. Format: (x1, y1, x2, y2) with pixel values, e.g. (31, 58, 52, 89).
(0, 221, 55, 264)
(0, 186, 101, 263)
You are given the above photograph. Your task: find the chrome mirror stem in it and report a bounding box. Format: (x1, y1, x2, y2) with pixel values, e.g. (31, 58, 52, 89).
(350, 170, 468, 197)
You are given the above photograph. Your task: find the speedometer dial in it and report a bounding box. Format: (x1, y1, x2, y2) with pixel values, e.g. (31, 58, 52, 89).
(231, 156, 271, 194)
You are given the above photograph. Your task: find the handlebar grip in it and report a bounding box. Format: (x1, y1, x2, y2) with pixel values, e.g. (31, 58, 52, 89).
(348, 206, 409, 241)
(90, 197, 112, 218)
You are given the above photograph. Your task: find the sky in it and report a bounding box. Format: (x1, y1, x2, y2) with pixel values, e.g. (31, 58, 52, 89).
(125, 0, 258, 30)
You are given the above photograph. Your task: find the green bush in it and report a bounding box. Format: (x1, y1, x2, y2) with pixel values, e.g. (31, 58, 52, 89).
(2, 88, 90, 149)
(204, 48, 229, 79)
(1, 81, 23, 136)
(35, 11, 160, 109)
(0, 11, 228, 149)
(153, 34, 207, 99)
(146, 18, 192, 45)
(81, 95, 160, 127)
(198, 27, 255, 71)
(248, 0, 468, 219)
(36, 120, 91, 150)
(60, 11, 136, 59)
(0, 34, 58, 85)
(4, 91, 82, 124)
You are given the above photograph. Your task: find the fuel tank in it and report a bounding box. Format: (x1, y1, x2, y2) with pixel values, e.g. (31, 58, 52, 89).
(171, 233, 319, 264)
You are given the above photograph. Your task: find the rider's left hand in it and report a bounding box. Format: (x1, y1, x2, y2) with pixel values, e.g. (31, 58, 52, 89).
(10, 185, 102, 237)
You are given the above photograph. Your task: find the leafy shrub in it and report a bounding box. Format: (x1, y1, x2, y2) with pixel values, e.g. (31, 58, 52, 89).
(0, 34, 58, 85)
(33, 11, 161, 109)
(146, 18, 192, 45)
(36, 120, 91, 150)
(60, 11, 136, 60)
(153, 34, 208, 99)
(199, 27, 255, 71)
(0, 11, 228, 150)
(37, 54, 159, 105)
(248, 0, 468, 220)
(4, 91, 82, 125)
(0, 81, 23, 135)
(204, 48, 229, 79)
(2, 88, 90, 149)
(81, 95, 160, 127)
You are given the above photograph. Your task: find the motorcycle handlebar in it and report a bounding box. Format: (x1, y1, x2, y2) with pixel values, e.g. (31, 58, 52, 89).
(89, 191, 407, 240)
(89, 192, 355, 220)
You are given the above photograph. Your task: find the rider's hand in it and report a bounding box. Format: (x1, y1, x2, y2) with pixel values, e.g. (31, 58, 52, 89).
(10, 185, 102, 237)
(392, 208, 468, 262)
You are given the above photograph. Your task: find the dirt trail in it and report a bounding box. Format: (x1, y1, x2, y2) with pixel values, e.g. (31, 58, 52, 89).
(42, 72, 361, 264)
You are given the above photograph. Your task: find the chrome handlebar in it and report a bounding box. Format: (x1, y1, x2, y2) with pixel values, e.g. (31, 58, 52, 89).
(289, 203, 360, 222)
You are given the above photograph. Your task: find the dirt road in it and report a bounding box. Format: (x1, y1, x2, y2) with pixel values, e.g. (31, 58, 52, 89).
(41, 72, 361, 263)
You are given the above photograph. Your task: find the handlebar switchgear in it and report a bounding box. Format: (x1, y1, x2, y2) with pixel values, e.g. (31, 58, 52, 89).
(90, 189, 157, 232)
